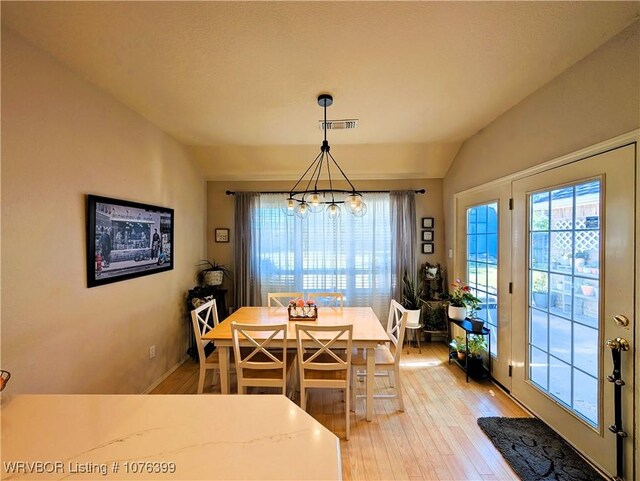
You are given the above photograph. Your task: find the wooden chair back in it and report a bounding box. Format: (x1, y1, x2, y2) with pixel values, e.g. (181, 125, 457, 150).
(191, 299, 219, 362)
(231, 322, 289, 394)
(267, 292, 303, 307)
(387, 299, 408, 366)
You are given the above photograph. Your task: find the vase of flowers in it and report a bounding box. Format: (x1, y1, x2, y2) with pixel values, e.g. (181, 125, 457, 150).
(288, 298, 318, 320)
(447, 279, 481, 321)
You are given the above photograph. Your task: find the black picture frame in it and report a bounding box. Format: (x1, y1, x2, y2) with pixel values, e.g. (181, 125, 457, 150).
(422, 242, 434, 254)
(87, 194, 174, 288)
(215, 228, 230, 243)
(422, 217, 434, 229)
(421, 230, 434, 242)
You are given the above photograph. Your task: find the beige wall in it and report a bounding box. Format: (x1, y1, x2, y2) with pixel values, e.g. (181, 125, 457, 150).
(443, 21, 640, 275)
(1, 29, 206, 394)
(207, 178, 444, 309)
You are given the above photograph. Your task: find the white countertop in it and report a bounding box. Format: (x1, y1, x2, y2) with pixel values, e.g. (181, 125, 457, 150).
(1, 394, 341, 480)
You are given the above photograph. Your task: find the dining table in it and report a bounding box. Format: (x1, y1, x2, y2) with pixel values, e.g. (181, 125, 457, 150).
(203, 306, 390, 421)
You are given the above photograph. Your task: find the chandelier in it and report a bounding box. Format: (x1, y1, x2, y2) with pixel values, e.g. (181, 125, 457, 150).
(284, 94, 367, 219)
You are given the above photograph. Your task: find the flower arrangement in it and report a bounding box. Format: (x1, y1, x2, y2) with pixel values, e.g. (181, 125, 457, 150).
(288, 298, 318, 319)
(448, 279, 481, 318)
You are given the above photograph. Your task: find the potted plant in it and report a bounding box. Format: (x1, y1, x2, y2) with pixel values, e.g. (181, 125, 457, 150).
(447, 279, 481, 321)
(466, 334, 487, 377)
(449, 336, 467, 362)
(532, 273, 548, 308)
(402, 270, 425, 328)
(197, 259, 232, 287)
(574, 250, 589, 270)
(580, 281, 596, 297)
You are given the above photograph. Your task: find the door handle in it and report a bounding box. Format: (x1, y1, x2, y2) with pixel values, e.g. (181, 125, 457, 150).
(606, 338, 630, 351)
(613, 314, 630, 327)
(607, 337, 629, 481)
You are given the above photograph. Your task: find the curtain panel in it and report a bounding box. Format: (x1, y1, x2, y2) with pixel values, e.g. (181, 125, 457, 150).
(390, 191, 417, 301)
(233, 192, 261, 308)
(234, 191, 418, 320)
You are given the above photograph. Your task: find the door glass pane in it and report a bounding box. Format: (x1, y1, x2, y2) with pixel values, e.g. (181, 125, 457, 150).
(530, 308, 548, 351)
(549, 357, 572, 406)
(527, 180, 601, 427)
(466, 202, 498, 356)
(549, 314, 571, 363)
(530, 346, 548, 390)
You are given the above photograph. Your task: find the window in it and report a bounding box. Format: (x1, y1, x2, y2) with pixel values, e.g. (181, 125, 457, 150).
(466, 202, 499, 356)
(256, 193, 392, 319)
(528, 180, 601, 426)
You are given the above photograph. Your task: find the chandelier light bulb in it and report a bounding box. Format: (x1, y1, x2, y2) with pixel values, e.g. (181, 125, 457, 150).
(282, 197, 296, 216)
(295, 201, 310, 219)
(345, 194, 359, 207)
(308, 192, 325, 213)
(326, 203, 341, 219)
(352, 200, 367, 218)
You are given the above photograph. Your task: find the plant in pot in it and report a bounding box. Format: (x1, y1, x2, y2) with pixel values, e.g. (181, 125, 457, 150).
(402, 270, 425, 328)
(447, 279, 481, 321)
(449, 335, 467, 362)
(466, 334, 487, 377)
(580, 280, 597, 297)
(197, 259, 232, 287)
(574, 250, 589, 271)
(531, 272, 548, 308)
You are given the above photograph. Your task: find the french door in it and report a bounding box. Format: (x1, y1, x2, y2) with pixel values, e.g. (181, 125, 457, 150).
(511, 144, 635, 478)
(455, 183, 511, 388)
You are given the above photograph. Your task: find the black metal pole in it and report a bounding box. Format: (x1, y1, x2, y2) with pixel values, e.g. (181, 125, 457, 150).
(226, 189, 426, 196)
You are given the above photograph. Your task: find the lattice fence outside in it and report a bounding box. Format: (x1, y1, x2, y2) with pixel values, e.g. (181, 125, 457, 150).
(550, 218, 599, 257)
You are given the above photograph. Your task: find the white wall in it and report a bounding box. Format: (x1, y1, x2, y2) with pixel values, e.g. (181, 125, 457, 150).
(443, 21, 639, 275)
(1, 29, 207, 393)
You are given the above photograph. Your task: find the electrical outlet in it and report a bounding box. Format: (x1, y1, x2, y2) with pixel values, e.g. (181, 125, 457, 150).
(149, 345, 156, 359)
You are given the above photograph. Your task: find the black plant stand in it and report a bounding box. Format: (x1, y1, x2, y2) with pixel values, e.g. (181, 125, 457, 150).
(448, 318, 491, 383)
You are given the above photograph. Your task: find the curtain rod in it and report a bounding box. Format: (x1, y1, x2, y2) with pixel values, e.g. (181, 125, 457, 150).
(225, 189, 426, 196)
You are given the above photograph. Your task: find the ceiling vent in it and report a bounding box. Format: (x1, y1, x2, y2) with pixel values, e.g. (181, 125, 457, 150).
(319, 119, 359, 130)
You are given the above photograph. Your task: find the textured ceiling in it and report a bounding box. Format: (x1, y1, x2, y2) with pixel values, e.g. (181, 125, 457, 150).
(2, 1, 638, 179)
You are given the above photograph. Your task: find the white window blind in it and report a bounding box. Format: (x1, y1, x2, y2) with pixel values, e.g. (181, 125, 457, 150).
(255, 193, 392, 319)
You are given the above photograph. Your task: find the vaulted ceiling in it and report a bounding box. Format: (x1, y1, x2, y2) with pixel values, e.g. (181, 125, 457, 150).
(2, 1, 638, 179)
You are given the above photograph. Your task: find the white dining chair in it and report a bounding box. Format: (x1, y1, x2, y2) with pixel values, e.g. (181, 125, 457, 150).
(296, 323, 353, 439)
(267, 292, 303, 307)
(191, 299, 234, 394)
(351, 299, 407, 414)
(307, 292, 344, 308)
(231, 322, 295, 396)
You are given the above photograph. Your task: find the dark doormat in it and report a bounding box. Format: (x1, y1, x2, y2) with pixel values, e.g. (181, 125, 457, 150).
(477, 417, 605, 481)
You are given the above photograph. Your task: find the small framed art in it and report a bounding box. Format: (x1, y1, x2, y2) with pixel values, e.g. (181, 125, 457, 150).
(421, 230, 434, 242)
(422, 242, 434, 254)
(422, 217, 434, 229)
(215, 228, 230, 243)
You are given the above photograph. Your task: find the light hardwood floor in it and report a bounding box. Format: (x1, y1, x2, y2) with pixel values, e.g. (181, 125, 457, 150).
(151, 341, 527, 480)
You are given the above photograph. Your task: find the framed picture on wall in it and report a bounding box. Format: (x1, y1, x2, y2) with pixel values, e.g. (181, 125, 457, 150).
(422, 217, 434, 229)
(421, 230, 434, 242)
(422, 242, 434, 255)
(86, 194, 174, 288)
(215, 228, 230, 243)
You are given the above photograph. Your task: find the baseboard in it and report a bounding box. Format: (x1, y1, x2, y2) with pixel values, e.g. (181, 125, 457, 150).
(142, 356, 189, 394)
